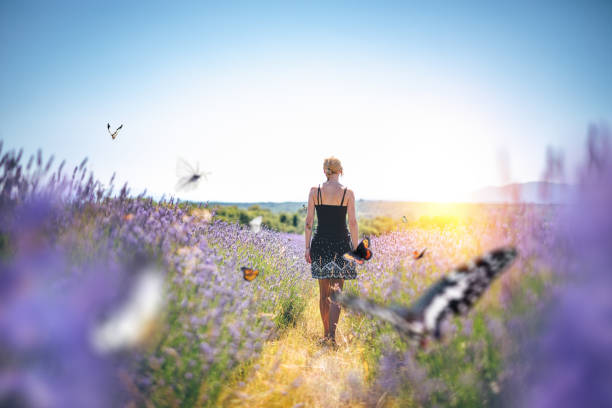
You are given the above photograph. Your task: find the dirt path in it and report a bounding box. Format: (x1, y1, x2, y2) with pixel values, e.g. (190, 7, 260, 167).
(218, 295, 373, 407)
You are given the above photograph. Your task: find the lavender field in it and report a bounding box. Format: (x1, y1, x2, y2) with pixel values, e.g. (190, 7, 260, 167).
(1, 127, 611, 407)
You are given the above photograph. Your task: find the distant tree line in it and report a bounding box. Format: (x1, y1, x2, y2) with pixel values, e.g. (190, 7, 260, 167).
(199, 204, 484, 237)
(211, 204, 305, 234)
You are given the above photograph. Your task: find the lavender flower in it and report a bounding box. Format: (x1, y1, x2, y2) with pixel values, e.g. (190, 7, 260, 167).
(512, 124, 612, 407)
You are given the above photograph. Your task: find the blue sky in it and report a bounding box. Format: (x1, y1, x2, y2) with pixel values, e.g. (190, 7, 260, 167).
(1, 1, 611, 201)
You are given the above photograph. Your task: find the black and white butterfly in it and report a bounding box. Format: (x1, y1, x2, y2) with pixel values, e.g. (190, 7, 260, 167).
(332, 247, 517, 348)
(176, 158, 211, 192)
(107, 123, 123, 140)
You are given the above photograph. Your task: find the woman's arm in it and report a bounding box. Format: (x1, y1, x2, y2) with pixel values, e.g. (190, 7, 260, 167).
(304, 188, 316, 263)
(346, 190, 359, 249)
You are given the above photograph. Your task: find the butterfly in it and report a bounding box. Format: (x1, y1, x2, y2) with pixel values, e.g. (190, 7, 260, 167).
(249, 216, 263, 233)
(91, 267, 164, 353)
(107, 123, 123, 140)
(402, 215, 408, 223)
(332, 247, 517, 348)
(241, 267, 259, 281)
(413, 248, 426, 260)
(176, 158, 211, 191)
(343, 238, 373, 265)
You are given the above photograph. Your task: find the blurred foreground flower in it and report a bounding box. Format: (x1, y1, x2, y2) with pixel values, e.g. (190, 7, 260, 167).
(0, 224, 126, 407)
(507, 124, 612, 407)
(0, 148, 161, 407)
(1, 144, 311, 407)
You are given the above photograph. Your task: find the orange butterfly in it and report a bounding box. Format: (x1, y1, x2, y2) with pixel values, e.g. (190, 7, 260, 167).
(241, 267, 259, 281)
(413, 248, 426, 260)
(343, 238, 373, 265)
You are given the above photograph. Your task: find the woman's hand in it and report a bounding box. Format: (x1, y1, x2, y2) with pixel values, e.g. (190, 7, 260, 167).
(305, 248, 311, 264)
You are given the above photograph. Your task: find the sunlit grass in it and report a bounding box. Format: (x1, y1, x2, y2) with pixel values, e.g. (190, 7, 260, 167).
(218, 288, 371, 408)
(209, 206, 552, 406)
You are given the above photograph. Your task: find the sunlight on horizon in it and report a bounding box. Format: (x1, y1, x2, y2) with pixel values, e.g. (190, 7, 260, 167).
(1, 2, 609, 203)
(101, 64, 518, 203)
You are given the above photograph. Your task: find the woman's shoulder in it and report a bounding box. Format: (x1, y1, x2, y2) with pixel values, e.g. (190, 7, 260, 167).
(338, 184, 353, 194)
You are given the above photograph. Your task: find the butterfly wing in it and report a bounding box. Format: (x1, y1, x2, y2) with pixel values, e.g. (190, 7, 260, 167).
(176, 158, 204, 191)
(345, 238, 372, 263)
(113, 124, 123, 138)
(409, 247, 517, 339)
(249, 216, 263, 233)
(414, 248, 426, 260)
(91, 268, 164, 352)
(241, 267, 259, 281)
(361, 238, 372, 260)
(107, 123, 115, 139)
(343, 252, 365, 265)
(354, 238, 368, 252)
(331, 291, 421, 340)
(334, 247, 517, 344)
(176, 176, 199, 192)
(177, 158, 197, 178)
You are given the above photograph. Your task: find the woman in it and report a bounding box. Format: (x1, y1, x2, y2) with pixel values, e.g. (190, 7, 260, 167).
(305, 157, 358, 345)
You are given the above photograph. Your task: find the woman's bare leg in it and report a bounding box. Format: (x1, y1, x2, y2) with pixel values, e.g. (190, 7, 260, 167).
(328, 279, 344, 342)
(318, 279, 330, 338)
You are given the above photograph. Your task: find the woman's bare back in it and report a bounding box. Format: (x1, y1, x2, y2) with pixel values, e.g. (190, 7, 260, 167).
(313, 182, 349, 206)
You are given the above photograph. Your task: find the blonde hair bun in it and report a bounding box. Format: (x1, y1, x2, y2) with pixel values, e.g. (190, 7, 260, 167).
(323, 156, 343, 176)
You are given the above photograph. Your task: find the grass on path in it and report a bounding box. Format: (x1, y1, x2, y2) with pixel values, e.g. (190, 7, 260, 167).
(218, 292, 376, 408)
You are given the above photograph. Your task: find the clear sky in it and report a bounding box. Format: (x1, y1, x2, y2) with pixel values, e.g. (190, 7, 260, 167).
(1, 1, 611, 202)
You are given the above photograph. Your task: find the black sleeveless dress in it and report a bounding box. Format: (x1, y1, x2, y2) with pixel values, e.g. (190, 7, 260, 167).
(310, 186, 357, 280)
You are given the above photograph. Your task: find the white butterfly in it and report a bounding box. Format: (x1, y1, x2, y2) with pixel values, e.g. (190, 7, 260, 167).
(176, 158, 211, 192)
(332, 247, 517, 348)
(107, 123, 123, 140)
(249, 215, 263, 233)
(91, 267, 165, 353)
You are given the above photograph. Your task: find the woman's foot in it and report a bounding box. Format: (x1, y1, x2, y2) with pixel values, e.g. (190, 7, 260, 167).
(326, 337, 339, 350)
(316, 336, 339, 349)
(316, 337, 330, 346)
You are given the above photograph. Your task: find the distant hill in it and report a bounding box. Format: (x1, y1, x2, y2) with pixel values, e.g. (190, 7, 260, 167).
(206, 182, 572, 219)
(469, 181, 573, 204)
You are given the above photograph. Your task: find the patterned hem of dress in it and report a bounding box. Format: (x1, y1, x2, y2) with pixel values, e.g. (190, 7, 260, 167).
(311, 260, 357, 280)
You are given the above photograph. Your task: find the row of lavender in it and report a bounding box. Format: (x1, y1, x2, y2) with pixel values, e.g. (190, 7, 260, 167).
(0, 142, 312, 407)
(340, 125, 611, 407)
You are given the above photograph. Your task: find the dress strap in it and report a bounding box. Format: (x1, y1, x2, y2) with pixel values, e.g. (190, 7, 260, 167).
(340, 187, 347, 206)
(317, 185, 322, 205)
